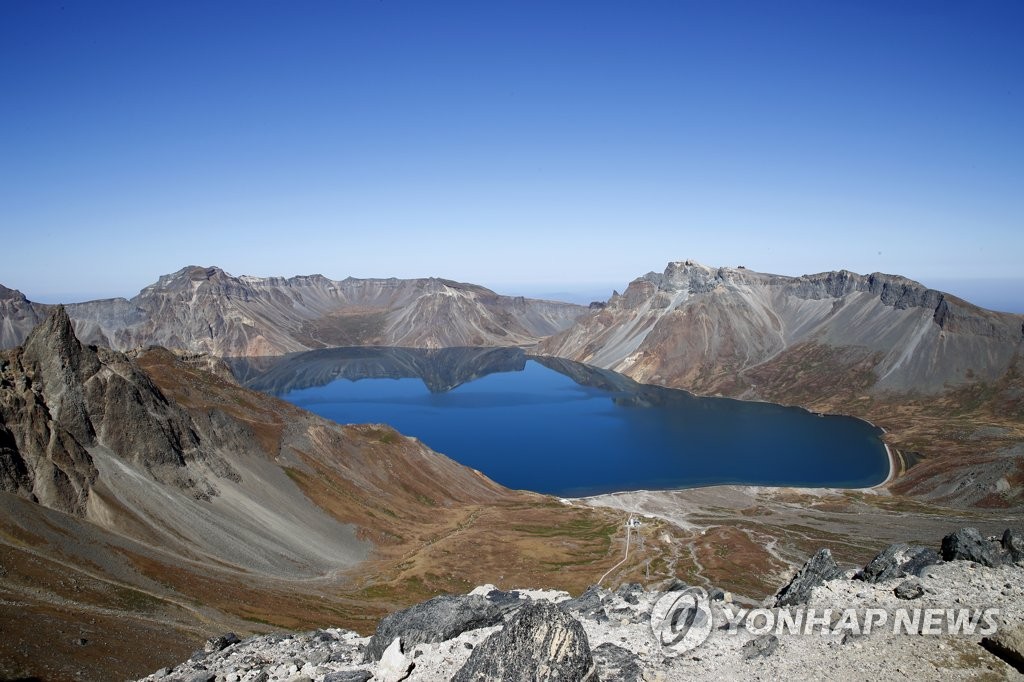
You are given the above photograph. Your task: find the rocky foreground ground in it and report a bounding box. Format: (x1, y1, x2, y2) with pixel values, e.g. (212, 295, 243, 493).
(139, 528, 1024, 682)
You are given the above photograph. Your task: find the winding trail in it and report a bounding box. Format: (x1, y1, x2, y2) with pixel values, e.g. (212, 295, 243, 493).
(597, 515, 634, 587)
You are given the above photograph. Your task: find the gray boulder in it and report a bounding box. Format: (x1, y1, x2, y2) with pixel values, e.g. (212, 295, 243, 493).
(560, 585, 610, 622)
(364, 594, 507, 662)
(592, 642, 643, 681)
(1002, 529, 1024, 563)
(204, 632, 240, 653)
(615, 582, 643, 605)
(453, 601, 596, 682)
(773, 549, 842, 607)
(483, 588, 525, 610)
(856, 543, 941, 583)
(941, 528, 1005, 567)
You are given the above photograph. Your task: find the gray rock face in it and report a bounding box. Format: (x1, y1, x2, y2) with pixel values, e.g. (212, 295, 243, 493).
(539, 260, 1024, 397)
(205, 632, 241, 653)
(364, 594, 508, 662)
(453, 601, 595, 682)
(773, 548, 843, 607)
(0, 284, 49, 350)
(591, 642, 643, 681)
(856, 543, 942, 583)
(941, 528, 1005, 567)
(1003, 529, 1024, 563)
(559, 585, 610, 622)
(0, 267, 588, 356)
(616, 582, 643, 605)
(0, 307, 240, 514)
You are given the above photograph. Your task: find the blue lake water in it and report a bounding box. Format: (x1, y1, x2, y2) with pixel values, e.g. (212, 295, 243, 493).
(228, 348, 889, 497)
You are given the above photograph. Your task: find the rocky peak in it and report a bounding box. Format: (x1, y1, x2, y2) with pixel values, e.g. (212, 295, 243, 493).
(0, 283, 29, 302)
(184, 265, 231, 282)
(0, 311, 241, 514)
(23, 305, 87, 363)
(20, 306, 100, 445)
(146, 265, 235, 292)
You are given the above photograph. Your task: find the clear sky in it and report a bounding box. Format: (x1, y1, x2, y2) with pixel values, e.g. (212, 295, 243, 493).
(2, 1, 1022, 310)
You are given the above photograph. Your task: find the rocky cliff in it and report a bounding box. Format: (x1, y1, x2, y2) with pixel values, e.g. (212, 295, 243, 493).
(0, 283, 48, 349)
(0, 267, 587, 356)
(539, 261, 1024, 396)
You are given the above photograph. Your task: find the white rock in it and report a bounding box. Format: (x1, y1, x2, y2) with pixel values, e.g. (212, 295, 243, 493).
(377, 636, 413, 682)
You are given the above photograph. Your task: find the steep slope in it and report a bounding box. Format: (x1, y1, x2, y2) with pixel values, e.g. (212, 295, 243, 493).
(0, 309, 640, 681)
(540, 261, 1024, 396)
(0, 266, 587, 356)
(0, 283, 48, 349)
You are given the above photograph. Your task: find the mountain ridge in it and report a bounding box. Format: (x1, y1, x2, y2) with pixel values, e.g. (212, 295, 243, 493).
(539, 260, 1024, 395)
(0, 266, 588, 356)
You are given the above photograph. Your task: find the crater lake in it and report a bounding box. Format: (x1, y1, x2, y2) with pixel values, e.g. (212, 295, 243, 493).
(228, 347, 890, 497)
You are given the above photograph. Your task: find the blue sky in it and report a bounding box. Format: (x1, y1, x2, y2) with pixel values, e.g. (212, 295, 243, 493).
(1, 1, 1021, 310)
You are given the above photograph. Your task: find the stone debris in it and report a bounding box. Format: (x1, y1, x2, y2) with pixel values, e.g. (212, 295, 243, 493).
(136, 528, 1024, 682)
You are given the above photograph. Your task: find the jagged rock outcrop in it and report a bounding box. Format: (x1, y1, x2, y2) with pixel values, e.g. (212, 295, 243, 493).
(539, 261, 1024, 396)
(0, 284, 48, 349)
(1004, 529, 1024, 563)
(364, 594, 510, 662)
(941, 527, 1007, 567)
(0, 266, 587, 356)
(453, 601, 596, 682)
(856, 543, 942, 583)
(772, 548, 843, 606)
(0, 307, 230, 513)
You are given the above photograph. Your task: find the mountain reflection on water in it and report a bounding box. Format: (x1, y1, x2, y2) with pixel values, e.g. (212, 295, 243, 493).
(228, 347, 890, 496)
